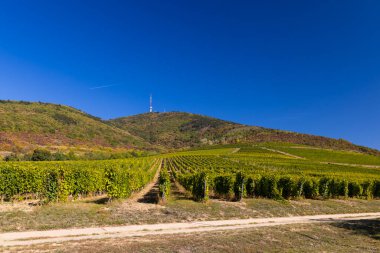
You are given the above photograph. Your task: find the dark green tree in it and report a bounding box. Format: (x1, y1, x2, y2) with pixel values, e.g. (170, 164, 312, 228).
(31, 149, 52, 161)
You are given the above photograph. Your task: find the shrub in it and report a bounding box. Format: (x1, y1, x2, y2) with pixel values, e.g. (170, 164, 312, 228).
(245, 177, 255, 197)
(374, 180, 380, 198)
(214, 175, 234, 199)
(45, 170, 59, 202)
(302, 178, 320, 199)
(328, 178, 341, 198)
(293, 178, 306, 199)
(192, 171, 209, 201)
(159, 168, 171, 202)
(4, 154, 21, 162)
(278, 177, 294, 199)
(52, 152, 69, 161)
(259, 176, 279, 198)
(31, 149, 52, 161)
(348, 181, 363, 198)
(362, 181, 374, 199)
(319, 177, 330, 199)
(303, 178, 314, 199)
(233, 172, 246, 201)
(339, 180, 349, 198)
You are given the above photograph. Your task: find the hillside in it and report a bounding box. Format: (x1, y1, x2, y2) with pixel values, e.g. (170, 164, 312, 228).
(0, 100, 146, 153)
(1, 101, 378, 156)
(110, 112, 380, 155)
(109, 112, 242, 148)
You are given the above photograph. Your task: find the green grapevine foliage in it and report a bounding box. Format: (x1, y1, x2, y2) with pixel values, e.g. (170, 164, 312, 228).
(0, 158, 158, 202)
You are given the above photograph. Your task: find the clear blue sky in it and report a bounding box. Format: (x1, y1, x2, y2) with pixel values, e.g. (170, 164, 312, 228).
(0, 1, 379, 149)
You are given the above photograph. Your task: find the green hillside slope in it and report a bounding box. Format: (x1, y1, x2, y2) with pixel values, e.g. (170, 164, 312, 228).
(1, 101, 378, 156)
(110, 112, 380, 155)
(109, 112, 241, 148)
(0, 100, 146, 152)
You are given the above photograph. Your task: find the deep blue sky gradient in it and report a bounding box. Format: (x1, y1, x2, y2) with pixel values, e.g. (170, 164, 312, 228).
(0, 1, 379, 149)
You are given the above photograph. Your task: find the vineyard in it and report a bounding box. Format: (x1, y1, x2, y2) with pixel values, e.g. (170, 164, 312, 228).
(162, 145, 380, 201)
(1, 144, 380, 204)
(0, 157, 159, 202)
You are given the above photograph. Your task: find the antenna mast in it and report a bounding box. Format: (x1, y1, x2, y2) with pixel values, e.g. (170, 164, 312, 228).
(149, 94, 153, 113)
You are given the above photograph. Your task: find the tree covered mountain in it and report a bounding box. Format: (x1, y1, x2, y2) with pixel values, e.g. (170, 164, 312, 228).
(0, 100, 147, 153)
(0, 100, 378, 156)
(109, 112, 379, 155)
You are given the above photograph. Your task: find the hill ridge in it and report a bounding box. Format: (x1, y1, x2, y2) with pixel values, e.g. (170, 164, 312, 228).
(0, 100, 147, 153)
(0, 100, 378, 156)
(109, 111, 380, 156)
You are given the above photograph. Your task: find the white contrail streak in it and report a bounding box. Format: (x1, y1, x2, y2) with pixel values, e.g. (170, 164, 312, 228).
(89, 84, 118, 90)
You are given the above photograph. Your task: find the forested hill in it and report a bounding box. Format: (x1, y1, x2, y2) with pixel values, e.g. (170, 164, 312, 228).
(0, 100, 378, 156)
(109, 112, 380, 155)
(109, 112, 241, 149)
(0, 100, 147, 152)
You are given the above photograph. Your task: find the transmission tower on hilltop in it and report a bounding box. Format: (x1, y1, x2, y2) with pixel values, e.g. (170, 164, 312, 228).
(149, 94, 153, 113)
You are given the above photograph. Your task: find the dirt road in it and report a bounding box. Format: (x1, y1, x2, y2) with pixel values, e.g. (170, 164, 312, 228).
(230, 148, 241, 154)
(320, 161, 380, 169)
(260, 147, 305, 159)
(128, 158, 162, 202)
(1, 212, 379, 247)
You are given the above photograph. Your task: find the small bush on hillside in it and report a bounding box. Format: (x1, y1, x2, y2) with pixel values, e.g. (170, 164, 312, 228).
(31, 149, 52, 161)
(52, 152, 69, 161)
(4, 154, 21, 162)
